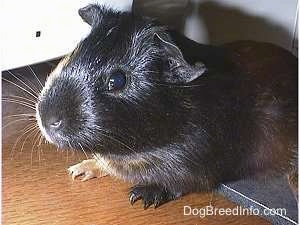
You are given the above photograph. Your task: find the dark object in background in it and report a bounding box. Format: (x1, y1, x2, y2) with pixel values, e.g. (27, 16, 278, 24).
(219, 176, 298, 225)
(132, 0, 188, 31)
(36, 4, 297, 214)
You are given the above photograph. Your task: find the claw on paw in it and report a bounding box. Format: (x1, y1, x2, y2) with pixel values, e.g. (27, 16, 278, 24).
(67, 159, 108, 181)
(129, 184, 180, 209)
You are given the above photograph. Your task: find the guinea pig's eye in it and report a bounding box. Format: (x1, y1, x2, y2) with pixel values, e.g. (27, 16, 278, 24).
(108, 70, 127, 91)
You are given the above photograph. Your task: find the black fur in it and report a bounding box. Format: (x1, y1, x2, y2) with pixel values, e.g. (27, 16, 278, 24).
(37, 5, 298, 208)
(129, 184, 181, 209)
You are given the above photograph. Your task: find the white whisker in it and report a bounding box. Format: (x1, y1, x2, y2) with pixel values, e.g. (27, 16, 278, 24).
(21, 125, 39, 153)
(78, 142, 89, 160)
(3, 113, 35, 120)
(15, 72, 41, 95)
(27, 65, 43, 89)
(97, 129, 136, 154)
(37, 133, 43, 163)
(30, 129, 41, 165)
(2, 99, 36, 110)
(2, 77, 38, 100)
(5, 95, 37, 105)
(10, 123, 37, 159)
(7, 70, 39, 97)
(2, 118, 34, 130)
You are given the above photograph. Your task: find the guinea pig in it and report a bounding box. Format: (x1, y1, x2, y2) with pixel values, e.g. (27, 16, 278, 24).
(36, 4, 298, 208)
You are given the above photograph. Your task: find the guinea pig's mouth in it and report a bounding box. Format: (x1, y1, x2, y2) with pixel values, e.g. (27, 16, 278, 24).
(36, 104, 69, 148)
(36, 104, 78, 149)
(35, 105, 55, 144)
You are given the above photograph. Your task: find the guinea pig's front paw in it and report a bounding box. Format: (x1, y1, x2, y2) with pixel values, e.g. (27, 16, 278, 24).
(129, 184, 181, 209)
(67, 159, 108, 181)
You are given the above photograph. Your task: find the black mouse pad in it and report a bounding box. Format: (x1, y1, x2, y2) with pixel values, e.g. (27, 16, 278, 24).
(218, 176, 298, 225)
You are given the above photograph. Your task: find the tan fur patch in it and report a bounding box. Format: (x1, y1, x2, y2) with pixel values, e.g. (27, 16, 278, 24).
(93, 153, 148, 181)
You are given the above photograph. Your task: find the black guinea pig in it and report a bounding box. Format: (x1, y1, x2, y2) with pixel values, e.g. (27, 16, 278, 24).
(36, 4, 298, 208)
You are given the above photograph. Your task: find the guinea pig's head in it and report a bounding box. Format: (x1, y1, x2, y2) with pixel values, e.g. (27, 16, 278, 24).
(36, 4, 206, 154)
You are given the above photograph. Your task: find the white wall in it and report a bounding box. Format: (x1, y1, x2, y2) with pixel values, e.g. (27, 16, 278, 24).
(1, 0, 132, 71)
(184, 0, 298, 51)
(1, 0, 298, 71)
(135, 0, 298, 52)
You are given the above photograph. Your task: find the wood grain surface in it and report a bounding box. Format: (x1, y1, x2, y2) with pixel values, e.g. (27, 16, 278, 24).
(2, 63, 271, 225)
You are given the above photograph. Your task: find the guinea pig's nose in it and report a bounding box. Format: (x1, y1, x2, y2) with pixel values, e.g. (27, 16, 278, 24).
(49, 119, 62, 130)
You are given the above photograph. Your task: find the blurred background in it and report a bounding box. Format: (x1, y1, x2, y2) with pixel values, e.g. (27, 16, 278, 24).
(1, 0, 298, 71)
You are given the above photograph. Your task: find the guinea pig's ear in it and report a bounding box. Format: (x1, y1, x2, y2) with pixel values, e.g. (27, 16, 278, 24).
(154, 33, 206, 83)
(78, 4, 102, 27)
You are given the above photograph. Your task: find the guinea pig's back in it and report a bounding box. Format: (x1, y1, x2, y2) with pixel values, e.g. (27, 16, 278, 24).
(224, 41, 297, 177)
(183, 41, 297, 182)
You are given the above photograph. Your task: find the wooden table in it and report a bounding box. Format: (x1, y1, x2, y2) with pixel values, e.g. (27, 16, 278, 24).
(2, 62, 270, 225)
